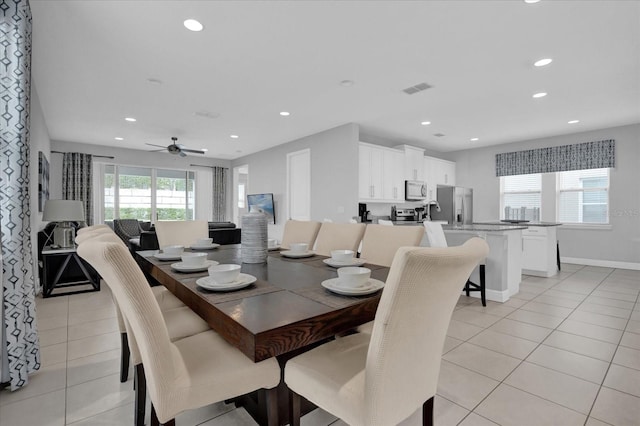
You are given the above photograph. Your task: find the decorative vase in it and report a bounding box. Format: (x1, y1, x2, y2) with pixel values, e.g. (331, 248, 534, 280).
(241, 206, 268, 263)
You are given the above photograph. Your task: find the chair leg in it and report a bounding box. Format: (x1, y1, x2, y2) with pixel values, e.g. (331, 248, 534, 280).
(120, 332, 130, 383)
(557, 240, 561, 271)
(289, 389, 301, 426)
(479, 264, 486, 307)
(265, 387, 279, 426)
(150, 404, 175, 426)
(134, 364, 146, 426)
(465, 280, 471, 297)
(422, 396, 434, 426)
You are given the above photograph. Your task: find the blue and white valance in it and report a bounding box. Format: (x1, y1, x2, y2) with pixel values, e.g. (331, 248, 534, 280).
(496, 139, 615, 177)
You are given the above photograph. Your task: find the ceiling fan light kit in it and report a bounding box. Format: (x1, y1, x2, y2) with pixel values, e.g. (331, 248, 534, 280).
(145, 137, 206, 157)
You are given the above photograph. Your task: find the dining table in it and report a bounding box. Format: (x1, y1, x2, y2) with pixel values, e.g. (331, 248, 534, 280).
(134, 244, 390, 425)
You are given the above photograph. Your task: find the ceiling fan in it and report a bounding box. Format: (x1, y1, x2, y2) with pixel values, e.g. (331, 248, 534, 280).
(146, 137, 206, 157)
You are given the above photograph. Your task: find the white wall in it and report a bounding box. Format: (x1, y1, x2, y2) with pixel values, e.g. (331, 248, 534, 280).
(49, 140, 233, 222)
(450, 123, 640, 266)
(231, 123, 359, 240)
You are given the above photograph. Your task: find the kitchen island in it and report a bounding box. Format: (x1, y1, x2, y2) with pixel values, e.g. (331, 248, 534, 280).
(475, 221, 562, 278)
(393, 221, 524, 302)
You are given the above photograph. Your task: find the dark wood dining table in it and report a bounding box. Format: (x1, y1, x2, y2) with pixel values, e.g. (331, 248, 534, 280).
(134, 244, 390, 424)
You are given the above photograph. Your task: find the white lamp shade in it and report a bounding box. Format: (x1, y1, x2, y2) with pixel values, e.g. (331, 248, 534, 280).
(42, 199, 85, 222)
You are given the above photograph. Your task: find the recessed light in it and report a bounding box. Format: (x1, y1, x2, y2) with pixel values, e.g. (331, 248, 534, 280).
(532, 92, 547, 98)
(470, 138, 479, 141)
(534, 58, 553, 67)
(183, 19, 204, 32)
(201, 148, 208, 152)
(340, 80, 355, 87)
(114, 137, 124, 141)
(568, 120, 580, 124)
(524, 0, 540, 3)
(125, 117, 137, 122)
(279, 111, 290, 116)
(420, 121, 431, 126)
(230, 135, 239, 139)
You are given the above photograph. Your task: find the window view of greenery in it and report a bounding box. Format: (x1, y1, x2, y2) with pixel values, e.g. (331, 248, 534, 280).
(501, 173, 541, 221)
(103, 165, 195, 221)
(558, 168, 609, 224)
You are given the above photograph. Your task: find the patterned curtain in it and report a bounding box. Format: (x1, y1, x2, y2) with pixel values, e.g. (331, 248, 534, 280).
(496, 139, 615, 177)
(212, 166, 228, 222)
(0, 0, 41, 390)
(62, 153, 93, 225)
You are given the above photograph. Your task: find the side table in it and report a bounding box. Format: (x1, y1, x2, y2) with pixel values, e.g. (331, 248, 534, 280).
(40, 246, 101, 297)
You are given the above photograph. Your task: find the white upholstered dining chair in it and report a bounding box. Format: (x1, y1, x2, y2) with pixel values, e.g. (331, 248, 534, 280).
(77, 239, 281, 426)
(359, 224, 424, 267)
(285, 238, 489, 426)
(424, 221, 487, 306)
(377, 219, 394, 226)
(279, 219, 322, 250)
(154, 220, 209, 249)
(313, 222, 366, 256)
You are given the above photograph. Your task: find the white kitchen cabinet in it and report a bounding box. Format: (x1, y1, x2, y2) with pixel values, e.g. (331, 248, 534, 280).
(382, 148, 404, 201)
(395, 145, 425, 181)
(424, 156, 456, 200)
(521, 226, 559, 277)
(358, 143, 384, 201)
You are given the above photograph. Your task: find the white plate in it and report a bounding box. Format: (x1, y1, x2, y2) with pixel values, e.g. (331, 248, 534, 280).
(196, 273, 257, 291)
(322, 258, 367, 268)
(280, 250, 315, 258)
(154, 253, 183, 261)
(267, 245, 280, 251)
(189, 243, 221, 250)
(171, 260, 219, 272)
(321, 278, 385, 296)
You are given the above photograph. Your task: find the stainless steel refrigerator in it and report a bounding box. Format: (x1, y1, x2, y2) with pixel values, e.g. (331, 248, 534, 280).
(430, 186, 473, 225)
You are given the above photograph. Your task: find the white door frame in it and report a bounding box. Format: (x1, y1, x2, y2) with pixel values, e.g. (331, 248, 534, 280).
(286, 148, 311, 221)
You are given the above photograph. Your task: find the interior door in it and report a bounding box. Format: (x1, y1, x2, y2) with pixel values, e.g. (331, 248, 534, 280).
(287, 149, 311, 220)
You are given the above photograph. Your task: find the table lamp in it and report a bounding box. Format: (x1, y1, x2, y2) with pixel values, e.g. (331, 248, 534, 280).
(42, 199, 85, 248)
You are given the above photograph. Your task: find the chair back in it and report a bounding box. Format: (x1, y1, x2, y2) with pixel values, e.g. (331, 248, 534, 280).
(155, 220, 208, 249)
(75, 225, 116, 244)
(279, 220, 321, 250)
(77, 224, 110, 236)
(364, 238, 489, 425)
(313, 222, 366, 256)
(359, 224, 424, 267)
(423, 221, 448, 248)
(113, 219, 143, 243)
(76, 240, 181, 409)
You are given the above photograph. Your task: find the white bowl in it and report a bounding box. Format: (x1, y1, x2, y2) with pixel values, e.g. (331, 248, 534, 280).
(163, 245, 184, 255)
(331, 249, 354, 262)
(195, 237, 213, 246)
(180, 252, 208, 266)
(208, 264, 241, 284)
(337, 267, 371, 288)
(289, 243, 308, 253)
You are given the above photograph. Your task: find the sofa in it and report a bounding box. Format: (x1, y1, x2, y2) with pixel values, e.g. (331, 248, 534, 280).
(133, 222, 241, 250)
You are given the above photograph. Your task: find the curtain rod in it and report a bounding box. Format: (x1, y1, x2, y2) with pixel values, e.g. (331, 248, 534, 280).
(51, 150, 114, 159)
(190, 164, 228, 169)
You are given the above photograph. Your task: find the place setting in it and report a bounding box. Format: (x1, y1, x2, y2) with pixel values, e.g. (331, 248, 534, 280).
(154, 245, 186, 261)
(280, 243, 315, 259)
(171, 252, 218, 273)
(189, 237, 221, 250)
(196, 264, 257, 292)
(322, 250, 367, 268)
(321, 266, 384, 296)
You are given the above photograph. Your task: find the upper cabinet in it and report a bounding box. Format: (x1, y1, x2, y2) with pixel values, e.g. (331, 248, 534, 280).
(424, 156, 456, 200)
(359, 143, 404, 203)
(395, 144, 425, 181)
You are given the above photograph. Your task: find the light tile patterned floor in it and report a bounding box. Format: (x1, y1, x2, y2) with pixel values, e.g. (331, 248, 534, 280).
(1, 264, 639, 425)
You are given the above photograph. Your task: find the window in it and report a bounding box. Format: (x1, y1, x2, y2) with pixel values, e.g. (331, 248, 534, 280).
(101, 164, 195, 222)
(500, 173, 541, 221)
(557, 168, 609, 224)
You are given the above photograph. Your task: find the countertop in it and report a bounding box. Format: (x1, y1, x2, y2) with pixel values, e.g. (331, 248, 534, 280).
(474, 221, 563, 227)
(390, 220, 527, 232)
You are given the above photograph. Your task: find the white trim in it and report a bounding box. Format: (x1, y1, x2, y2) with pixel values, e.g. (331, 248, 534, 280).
(559, 224, 613, 230)
(463, 288, 511, 303)
(563, 257, 640, 271)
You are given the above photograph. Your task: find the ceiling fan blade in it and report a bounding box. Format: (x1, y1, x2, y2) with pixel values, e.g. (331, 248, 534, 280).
(146, 143, 167, 148)
(180, 148, 206, 154)
(179, 151, 187, 157)
(148, 149, 166, 152)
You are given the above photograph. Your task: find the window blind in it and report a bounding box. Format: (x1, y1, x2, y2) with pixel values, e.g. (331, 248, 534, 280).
(558, 168, 609, 224)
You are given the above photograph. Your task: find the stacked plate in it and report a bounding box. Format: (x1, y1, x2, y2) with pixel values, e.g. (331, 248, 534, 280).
(190, 243, 221, 250)
(241, 210, 268, 263)
(196, 274, 257, 292)
(154, 253, 182, 261)
(280, 250, 315, 258)
(321, 278, 384, 296)
(171, 260, 218, 273)
(323, 258, 367, 268)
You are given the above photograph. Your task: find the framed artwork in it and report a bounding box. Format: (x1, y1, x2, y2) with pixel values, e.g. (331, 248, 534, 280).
(38, 151, 49, 212)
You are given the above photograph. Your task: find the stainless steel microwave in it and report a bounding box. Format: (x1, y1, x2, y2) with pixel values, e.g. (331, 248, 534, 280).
(405, 180, 427, 201)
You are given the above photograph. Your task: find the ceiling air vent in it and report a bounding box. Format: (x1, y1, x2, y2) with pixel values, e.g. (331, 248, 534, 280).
(402, 82, 432, 95)
(433, 133, 445, 137)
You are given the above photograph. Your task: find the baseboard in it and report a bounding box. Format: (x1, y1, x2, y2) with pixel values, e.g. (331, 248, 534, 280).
(562, 257, 640, 271)
(462, 288, 510, 303)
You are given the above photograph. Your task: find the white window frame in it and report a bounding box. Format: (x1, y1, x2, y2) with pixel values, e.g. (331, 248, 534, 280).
(556, 168, 610, 225)
(499, 173, 542, 221)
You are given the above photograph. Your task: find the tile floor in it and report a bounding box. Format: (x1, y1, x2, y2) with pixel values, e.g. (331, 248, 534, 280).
(1, 263, 639, 425)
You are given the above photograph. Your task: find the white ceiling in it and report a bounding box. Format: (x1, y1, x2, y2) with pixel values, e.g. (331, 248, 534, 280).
(31, 1, 640, 159)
